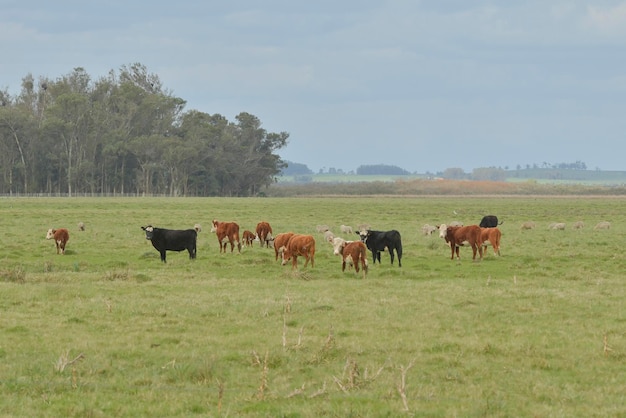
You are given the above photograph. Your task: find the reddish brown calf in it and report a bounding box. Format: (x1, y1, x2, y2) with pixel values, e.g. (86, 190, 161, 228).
(211, 220, 241, 253)
(281, 234, 315, 270)
(255, 221, 273, 248)
(480, 227, 502, 256)
(46, 228, 70, 255)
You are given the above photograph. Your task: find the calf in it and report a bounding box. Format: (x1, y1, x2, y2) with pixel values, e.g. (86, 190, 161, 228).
(332, 237, 368, 278)
(281, 234, 316, 270)
(141, 225, 197, 263)
(438, 224, 483, 261)
(255, 221, 273, 248)
(242, 230, 256, 247)
(274, 232, 295, 261)
(211, 220, 241, 253)
(357, 229, 403, 267)
(479, 215, 501, 228)
(480, 227, 501, 256)
(46, 228, 70, 255)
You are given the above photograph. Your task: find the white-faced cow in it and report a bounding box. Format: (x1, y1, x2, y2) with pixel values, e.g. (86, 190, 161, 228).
(480, 227, 502, 256)
(46, 228, 70, 255)
(141, 225, 197, 263)
(332, 237, 368, 278)
(255, 221, 273, 248)
(281, 234, 316, 270)
(273, 232, 295, 261)
(357, 229, 403, 267)
(479, 215, 502, 228)
(438, 224, 483, 261)
(211, 220, 242, 253)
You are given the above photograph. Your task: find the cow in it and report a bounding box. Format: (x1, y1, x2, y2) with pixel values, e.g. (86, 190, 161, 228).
(594, 221, 611, 230)
(46, 228, 69, 255)
(255, 221, 273, 248)
(211, 220, 241, 253)
(438, 224, 483, 261)
(274, 232, 295, 261)
(242, 230, 256, 247)
(340, 225, 353, 234)
(479, 215, 502, 228)
(140, 225, 196, 263)
(281, 234, 315, 270)
(480, 227, 502, 256)
(356, 229, 403, 267)
(332, 237, 368, 278)
(520, 221, 536, 230)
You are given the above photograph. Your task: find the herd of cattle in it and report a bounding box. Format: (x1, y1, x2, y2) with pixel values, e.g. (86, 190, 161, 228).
(44, 215, 612, 276)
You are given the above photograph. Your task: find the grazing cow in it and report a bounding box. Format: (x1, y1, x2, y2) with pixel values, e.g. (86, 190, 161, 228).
(274, 232, 295, 261)
(242, 230, 256, 247)
(323, 230, 335, 243)
(520, 221, 536, 230)
(438, 224, 483, 261)
(255, 221, 273, 248)
(77, 222, 85, 231)
(46, 228, 70, 255)
(140, 225, 197, 263)
(332, 237, 368, 277)
(281, 234, 316, 270)
(549, 222, 566, 230)
(480, 227, 502, 256)
(594, 221, 611, 230)
(422, 224, 437, 236)
(340, 225, 353, 234)
(357, 229, 403, 267)
(211, 220, 241, 253)
(479, 215, 502, 228)
(572, 221, 585, 230)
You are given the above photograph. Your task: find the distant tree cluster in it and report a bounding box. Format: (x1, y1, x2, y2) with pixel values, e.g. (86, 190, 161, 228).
(356, 164, 410, 175)
(281, 161, 313, 176)
(517, 161, 588, 170)
(0, 63, 289, 196)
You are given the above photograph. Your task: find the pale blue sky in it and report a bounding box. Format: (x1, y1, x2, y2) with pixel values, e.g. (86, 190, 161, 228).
(2, 1, 626, 173)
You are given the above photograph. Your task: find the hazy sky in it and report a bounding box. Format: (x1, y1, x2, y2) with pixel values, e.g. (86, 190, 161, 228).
(3, 1, 626, 173)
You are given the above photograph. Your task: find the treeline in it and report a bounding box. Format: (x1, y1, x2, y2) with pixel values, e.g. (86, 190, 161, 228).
(0, 63, 289, 196)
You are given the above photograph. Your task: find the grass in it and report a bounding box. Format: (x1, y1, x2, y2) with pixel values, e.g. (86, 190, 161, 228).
(1, 196, 625, 417)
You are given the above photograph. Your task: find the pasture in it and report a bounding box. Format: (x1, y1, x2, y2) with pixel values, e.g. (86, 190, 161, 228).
(1, 196, 625, 417)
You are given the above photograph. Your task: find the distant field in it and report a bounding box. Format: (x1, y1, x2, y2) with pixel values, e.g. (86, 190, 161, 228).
(1, 196, 625, 417)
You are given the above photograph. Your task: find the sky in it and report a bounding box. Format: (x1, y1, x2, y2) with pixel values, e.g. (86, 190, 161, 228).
(2, 1, 626, 174)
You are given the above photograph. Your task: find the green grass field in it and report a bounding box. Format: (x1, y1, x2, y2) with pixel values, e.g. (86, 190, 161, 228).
(1, 196, 625, 417)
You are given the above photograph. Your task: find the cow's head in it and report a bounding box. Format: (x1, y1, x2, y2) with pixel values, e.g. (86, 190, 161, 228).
(437, 224, 448, 239)
(356, 230, 369, 243)
(332, 237, 347, 256)
(46, 229, 55, 240)
(210, 219, 219, 233)
(141, 225, 155, 240)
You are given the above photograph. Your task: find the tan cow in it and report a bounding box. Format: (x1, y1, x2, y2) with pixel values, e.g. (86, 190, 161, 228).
(282, 234, 316, 270)
(480, 227, 501, 256)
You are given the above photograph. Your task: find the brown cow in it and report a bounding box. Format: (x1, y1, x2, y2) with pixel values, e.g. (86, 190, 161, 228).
(46, 228, 70, 254)
(480, 227, 501, 256)
(210, 220, 241, 253)
(273, 232, 294, 261)
(242, 230, 256, 247)
(331, 237, 368, 278)
(255, 221, 273, 248)
(281, 234, 315, 270)
(438, 224, 483, 261)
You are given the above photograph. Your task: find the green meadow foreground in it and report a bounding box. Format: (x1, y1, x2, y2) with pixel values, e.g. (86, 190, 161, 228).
(1, 196, 625, 417)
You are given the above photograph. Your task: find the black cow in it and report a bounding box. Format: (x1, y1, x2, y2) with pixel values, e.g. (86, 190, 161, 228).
(141, 225, 197, 263)
(479, 215, 502, 228)
(356, 229, 403, 267)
